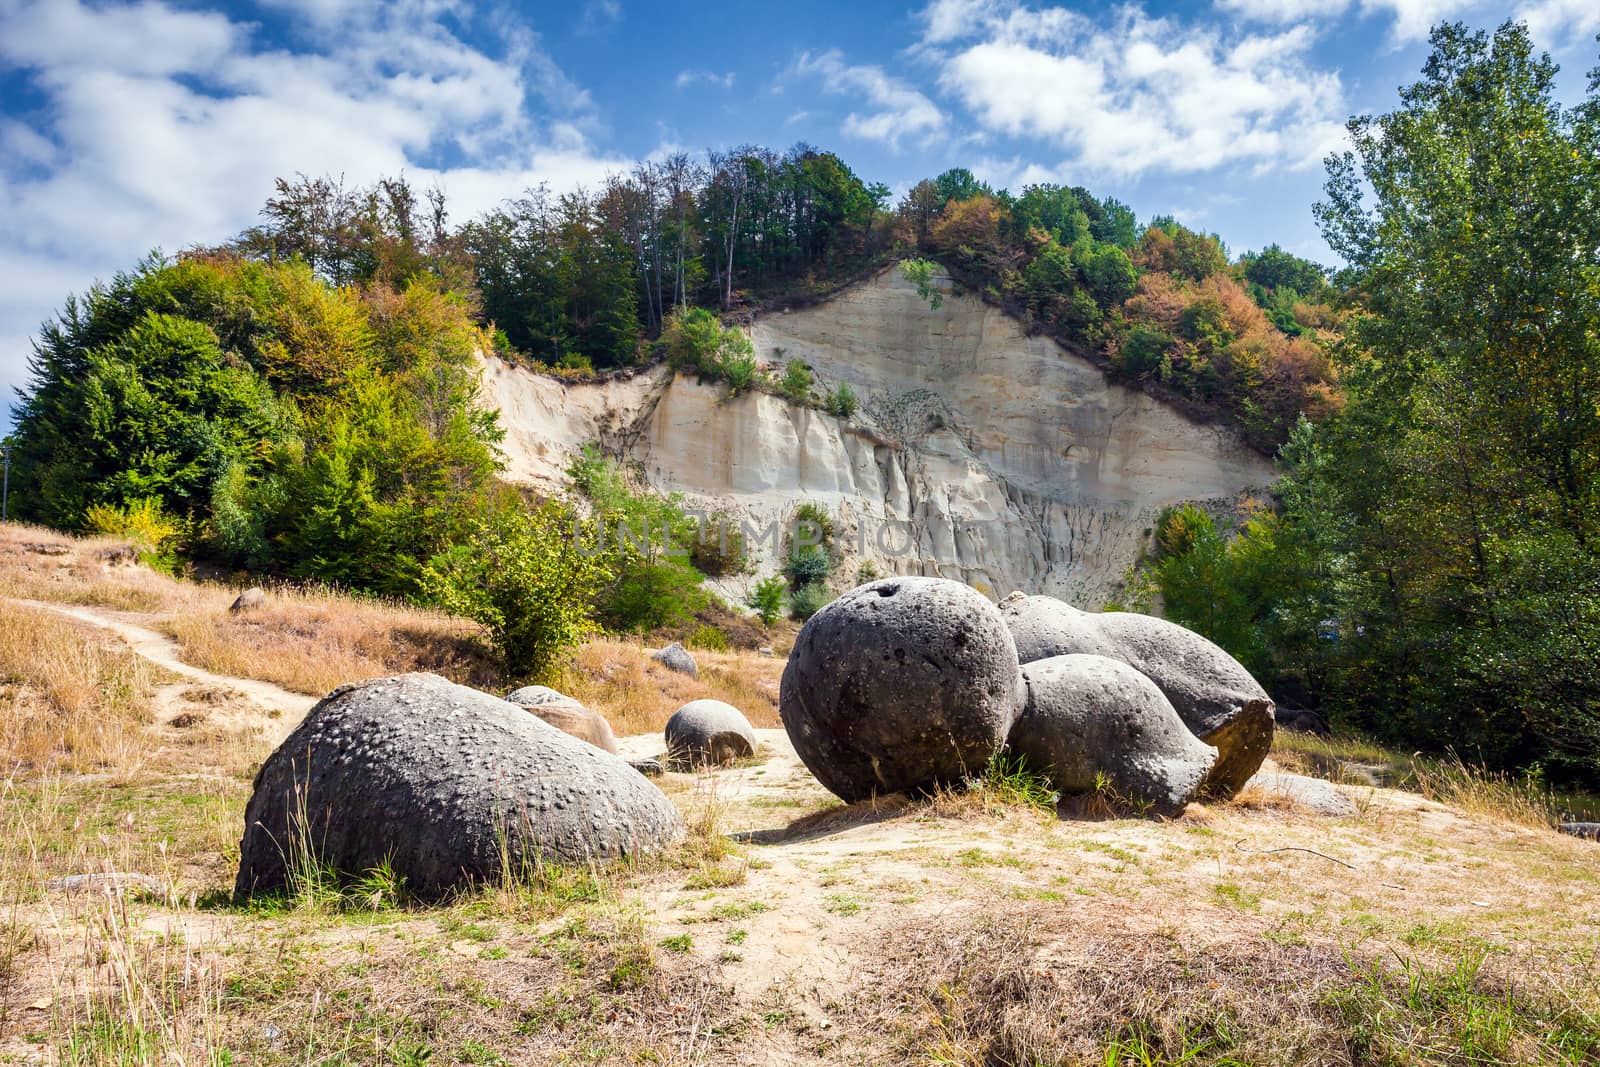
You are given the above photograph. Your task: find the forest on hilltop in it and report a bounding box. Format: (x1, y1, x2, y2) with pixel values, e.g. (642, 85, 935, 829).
(6, 20, 1599, 786)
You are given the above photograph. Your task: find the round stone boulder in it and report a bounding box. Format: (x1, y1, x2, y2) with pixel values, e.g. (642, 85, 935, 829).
(779, 577, 1024, 802)
(505, 687, 620, 756)
(1010, 655, 1217, 816)
(999, 593, 1274, 797)
(229, 587, 267, 613)
(651, 642, 698, 678)
(234, 673, 684, 902)
(665, 699, 757, 768)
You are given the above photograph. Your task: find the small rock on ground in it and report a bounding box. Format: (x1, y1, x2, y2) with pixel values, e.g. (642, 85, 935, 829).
(651, 642, 698, 678)
(1244, 772, 1358, 817)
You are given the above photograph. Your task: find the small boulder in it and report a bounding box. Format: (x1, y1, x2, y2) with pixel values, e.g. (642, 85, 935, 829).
(235, 673, 684, 901)
(229, 587, 267, 613)
(1243, 772, 1358, 817)
(505, 687, 620, 755)
(651, 642, 699, 678)
(1560, 822, 1600, 841)
(629, 757, 664, 777)
(999, 593, 1273, 797)
(1009, 654, 1216, 816)
(665, 699, 757, 768)
(780, 577, 1024, 802)
(1274, 708, 1329, 736)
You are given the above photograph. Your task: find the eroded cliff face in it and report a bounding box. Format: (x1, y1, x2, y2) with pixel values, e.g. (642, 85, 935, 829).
(483, 267, 1274, 606)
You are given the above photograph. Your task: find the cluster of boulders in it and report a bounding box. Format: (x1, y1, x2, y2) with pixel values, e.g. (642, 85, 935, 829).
(779, 577, 1276, 815)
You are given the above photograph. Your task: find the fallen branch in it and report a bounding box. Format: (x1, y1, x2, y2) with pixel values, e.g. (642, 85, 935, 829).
(1233, 838, 1357, 870)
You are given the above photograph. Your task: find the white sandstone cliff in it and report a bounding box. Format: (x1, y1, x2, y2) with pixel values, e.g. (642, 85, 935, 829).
(483, 266, 1274, 606)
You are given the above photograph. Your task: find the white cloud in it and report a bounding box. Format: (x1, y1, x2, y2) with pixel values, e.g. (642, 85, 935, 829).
(923, 3, 1346, 178)
(1517, 0, 1600, 48)
(0, 0, 633, 418)
(1215, 0, 1483, 43)
(674, 68, 735, 90)
(792, 49, 946, 149)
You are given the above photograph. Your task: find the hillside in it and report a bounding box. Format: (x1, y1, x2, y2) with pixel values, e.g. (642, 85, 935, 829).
(486, 265, 1273, 606)
(2, 526, 1597, 1065)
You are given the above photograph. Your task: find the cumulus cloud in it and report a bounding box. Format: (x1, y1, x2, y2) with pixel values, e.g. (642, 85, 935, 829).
(792, 49, 946, 149)
(921, 2, 1347, 178)
(0, 0, 632, 417)
(1516, 0, 1600, 48)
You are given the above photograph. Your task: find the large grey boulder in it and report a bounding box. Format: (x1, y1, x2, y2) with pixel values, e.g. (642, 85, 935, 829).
(1010, 655, 1216, 816)
(999, 593, 1274, 796)
(779, 577, 1024, 802)
(665, 699, 757, 768)
(651, 642, 698, 678)
(235, 673, 684, 901)
(505, 686, 620, 756)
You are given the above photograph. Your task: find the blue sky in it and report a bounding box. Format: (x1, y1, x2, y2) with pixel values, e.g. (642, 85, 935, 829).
(3, 0, 1598, 429)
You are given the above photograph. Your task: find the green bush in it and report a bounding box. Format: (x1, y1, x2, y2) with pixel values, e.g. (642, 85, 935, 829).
(690, 512, 747, 577)
(856, 560, 881, 584)
(823, 382, 859, 419)
(784, 545, 832, 590)
(778, 361, 813, 404)
(421, 501, 610, 682)
(789, 582, 832, 621)
(792, 501, 835, 546)
(747, 574, 787, 625)
(600, 560, 708, 633)
(686, 624, 730, 652)
(661, 307, 756, 395)
(83, 497, 184, 572)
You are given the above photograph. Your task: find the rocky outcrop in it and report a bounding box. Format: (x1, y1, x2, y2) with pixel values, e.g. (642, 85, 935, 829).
(779, 577, 1024, 802)
(235, 673, 683, 901)
(483, 267, 1273, 605)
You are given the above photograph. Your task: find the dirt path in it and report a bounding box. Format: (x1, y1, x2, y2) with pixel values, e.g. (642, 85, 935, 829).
(14, 597, 317, 739)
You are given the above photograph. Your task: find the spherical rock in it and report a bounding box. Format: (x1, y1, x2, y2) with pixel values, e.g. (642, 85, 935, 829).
(651, 642, 699, 678)
(229, 587, 266, 614)
(779, 577, 1024, 802)
(1010, 655, 1216, 816)
(234, 673, 684, 901)
(999, 593, 1274, 796)
(505, 687, 620, 755)
(665, 699, 757, 768)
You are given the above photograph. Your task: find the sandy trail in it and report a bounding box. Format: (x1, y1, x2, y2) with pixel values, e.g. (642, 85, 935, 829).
(13, 597, 317, 741)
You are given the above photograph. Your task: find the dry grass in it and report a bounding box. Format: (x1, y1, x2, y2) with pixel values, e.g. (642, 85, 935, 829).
(561, 637, 784, 735)
(0, 604, 160, 775)
(163, 587, 501, 697)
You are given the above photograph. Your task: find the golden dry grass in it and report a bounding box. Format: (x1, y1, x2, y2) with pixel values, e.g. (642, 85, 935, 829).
(0, 604, 160, 776)
(562, 637, 784, 735)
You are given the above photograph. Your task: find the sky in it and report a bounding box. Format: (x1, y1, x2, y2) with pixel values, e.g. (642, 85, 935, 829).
(2, 0, 1599, 430)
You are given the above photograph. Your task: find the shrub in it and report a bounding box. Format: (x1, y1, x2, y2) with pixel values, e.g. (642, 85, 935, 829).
(791, 501, 835, 546)
(778, 361, 813, 404)
(690, 512, 747, 577)
(856, 560, 881, 584)
(823, 382, 859, 419)
(600, 560, 708, 633)
(686, 624, 730, 652)
(421, 501, 610, 682)
(747, 575, 787, 625)
(83, 498, 183, 571)
(720, 347, 758, 395)
(901, 258, 944, 309)
(789, 582, 832, 621)
(784, 545, 832, 590)
(661, 306, 756, 395)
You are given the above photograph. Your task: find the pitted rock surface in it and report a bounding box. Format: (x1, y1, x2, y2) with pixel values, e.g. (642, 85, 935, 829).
(665, 699, 757, 768)
(999, 593, 1273, 796)
(1010, 654, 1216, 816)
(235, 673, 683, 901)
(780, 577, 1024, 802)
(506, 685, 582, 708)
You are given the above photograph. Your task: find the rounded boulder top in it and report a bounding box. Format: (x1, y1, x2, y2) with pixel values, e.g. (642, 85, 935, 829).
(665, 699, 758, 768)
(234, 673, 683, 902)
(1010, 654, 1216, 816)
(779, 576, 1024, 803)
(505, 684, 583, 708)
(651, 642, 699, 678)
